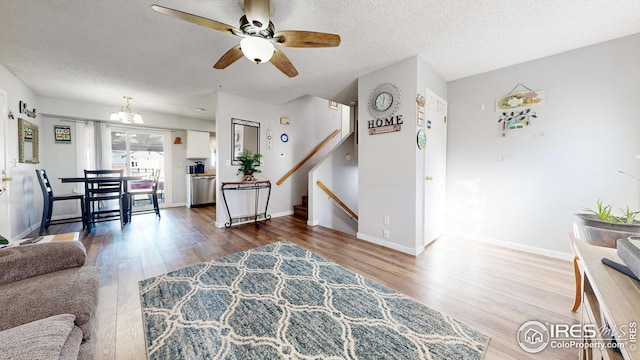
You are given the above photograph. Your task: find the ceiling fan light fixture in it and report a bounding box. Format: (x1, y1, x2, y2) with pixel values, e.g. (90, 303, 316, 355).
(240, 36, 274, 64)
(244, 0, 270, 31)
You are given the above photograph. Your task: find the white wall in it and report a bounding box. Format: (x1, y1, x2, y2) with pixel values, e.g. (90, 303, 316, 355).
(0, 65, 42, 239)
(357, 56, 448, 255)
(40, 116, 81, 218)
(39, 96, 214, 132)
(309, 133, 358, 235)
(446, 34, 640, 256)
(214, 91, 344, 227)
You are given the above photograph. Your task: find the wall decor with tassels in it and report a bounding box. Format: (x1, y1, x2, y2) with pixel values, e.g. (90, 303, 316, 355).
(496, 83, 544, 136)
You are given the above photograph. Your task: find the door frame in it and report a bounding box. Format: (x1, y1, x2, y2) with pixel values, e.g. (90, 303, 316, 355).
(423, 88, 448, 247)
(0, 88, 12, 239)
(107, 126, 172, 206)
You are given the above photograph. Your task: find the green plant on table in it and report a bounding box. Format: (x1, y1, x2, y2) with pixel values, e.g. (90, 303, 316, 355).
(235, 149, 263, 181)
(619, 206, 640, 224)
(583, 200, 640, 224)
(583, 200, 614, 221)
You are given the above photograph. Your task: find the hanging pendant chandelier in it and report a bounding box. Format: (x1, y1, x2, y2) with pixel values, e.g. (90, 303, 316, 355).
(110, 96, 143, 124)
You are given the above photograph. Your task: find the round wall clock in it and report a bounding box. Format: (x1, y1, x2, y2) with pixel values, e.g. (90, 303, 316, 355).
(368, 83, 402, 118)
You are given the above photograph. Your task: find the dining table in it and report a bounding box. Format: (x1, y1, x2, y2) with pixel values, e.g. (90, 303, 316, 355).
(59, 175, 144, 224)
(59, 175, 143, 184)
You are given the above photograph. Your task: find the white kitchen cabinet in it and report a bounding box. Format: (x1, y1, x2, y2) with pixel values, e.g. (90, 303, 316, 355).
(186, 130, 210, 159)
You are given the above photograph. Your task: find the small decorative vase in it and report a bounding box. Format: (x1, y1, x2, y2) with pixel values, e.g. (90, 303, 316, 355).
(243, 173, 255, 181)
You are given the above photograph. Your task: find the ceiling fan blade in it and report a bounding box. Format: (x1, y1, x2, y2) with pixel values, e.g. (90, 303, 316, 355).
(151, 5, 240, 35)
(244, 0, 270, 30)
(273, 30, 341, 48)
(213, 45, 244, 69)
(271, 49, 298, 77)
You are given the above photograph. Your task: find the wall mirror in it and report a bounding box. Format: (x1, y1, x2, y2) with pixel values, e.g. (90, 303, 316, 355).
(231, 118, 260, 165)
(18, 118, 39, 163)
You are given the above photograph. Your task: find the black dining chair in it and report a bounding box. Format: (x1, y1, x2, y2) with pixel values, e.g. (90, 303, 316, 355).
(84, 169, 126, 232)
(127, 169, 161, 222)
(36, 169, 85, 235)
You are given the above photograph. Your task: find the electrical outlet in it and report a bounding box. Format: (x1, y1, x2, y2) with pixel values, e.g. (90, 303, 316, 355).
(384, 216, 390, 225)
(383, 229, 389, 239)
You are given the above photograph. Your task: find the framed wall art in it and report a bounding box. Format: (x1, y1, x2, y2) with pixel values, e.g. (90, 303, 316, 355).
(54, 125, 72, 144)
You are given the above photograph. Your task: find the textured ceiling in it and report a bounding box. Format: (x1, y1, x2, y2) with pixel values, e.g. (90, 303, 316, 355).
(0, 0, 639, 121)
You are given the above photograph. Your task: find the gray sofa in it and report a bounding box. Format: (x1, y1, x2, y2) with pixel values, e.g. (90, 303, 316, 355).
(0, 241, 100, 360)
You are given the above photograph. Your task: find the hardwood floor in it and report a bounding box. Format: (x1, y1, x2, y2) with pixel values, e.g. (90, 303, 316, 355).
(35, 206, 579, 359)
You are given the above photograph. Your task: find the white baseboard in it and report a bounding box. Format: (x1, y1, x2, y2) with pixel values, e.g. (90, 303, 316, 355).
(356, 232, 421, 256)
(307, 219, 319, 226)
(15, 224, 39, 241)
(272, 210, 293, 218)
(445, 231, 573, 261)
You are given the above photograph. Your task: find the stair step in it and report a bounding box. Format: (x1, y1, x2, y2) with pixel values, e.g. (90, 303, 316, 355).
(293, 204, 307, 220)
(301, 195, 308, 206)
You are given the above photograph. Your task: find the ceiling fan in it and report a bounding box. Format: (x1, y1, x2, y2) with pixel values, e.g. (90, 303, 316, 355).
(151, 0, 341, 77)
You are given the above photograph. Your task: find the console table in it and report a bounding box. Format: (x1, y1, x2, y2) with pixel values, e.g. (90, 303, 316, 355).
(220, 180, 271, 228)
(570, 234, 640, 359)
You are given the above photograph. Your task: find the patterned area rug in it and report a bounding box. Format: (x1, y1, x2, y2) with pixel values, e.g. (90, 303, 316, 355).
(139, 241, 489, 359)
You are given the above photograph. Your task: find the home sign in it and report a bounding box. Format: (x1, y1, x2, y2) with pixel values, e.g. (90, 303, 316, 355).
(19, 101, 36, 118)
(367, 115, 403, 135)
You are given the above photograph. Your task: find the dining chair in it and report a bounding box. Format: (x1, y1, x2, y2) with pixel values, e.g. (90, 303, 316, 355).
(83, 169, 126, 232)
(35, 169, 85, 235)
(127, 169, 161, 222)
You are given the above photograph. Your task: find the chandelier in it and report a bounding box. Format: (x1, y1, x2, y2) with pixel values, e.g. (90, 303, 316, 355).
(110, 96, 143, 124)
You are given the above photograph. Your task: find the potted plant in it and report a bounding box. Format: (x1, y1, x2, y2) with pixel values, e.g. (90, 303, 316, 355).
(574, 200, 640, 248)
(236, 149, 262, 181)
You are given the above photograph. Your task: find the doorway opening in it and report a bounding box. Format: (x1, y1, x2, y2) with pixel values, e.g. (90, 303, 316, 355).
(110, 128, 169, 211)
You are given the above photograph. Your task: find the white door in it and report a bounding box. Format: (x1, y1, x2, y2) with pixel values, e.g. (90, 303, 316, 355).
(424, 89, 448, 246)
(0, 89, 12, 239)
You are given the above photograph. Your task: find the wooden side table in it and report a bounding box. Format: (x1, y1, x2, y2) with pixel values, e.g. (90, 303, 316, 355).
(569, 233, 640, 359)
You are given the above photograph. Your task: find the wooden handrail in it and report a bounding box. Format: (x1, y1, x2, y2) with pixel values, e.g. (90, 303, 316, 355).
(276, 129, 341, 186)
(316, 181, 358, 221)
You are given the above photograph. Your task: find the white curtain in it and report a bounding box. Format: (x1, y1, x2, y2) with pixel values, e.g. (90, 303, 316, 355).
(74, 121, 96, 193)
(75, 121, 95, 173)
(99, 123, 112, 170)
